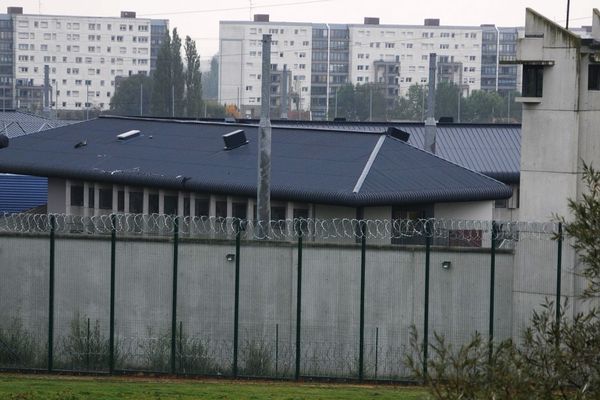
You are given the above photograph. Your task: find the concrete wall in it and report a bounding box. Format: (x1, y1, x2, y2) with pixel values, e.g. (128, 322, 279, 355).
(0, 233, 519, 378)
(434, 201, 493, 221)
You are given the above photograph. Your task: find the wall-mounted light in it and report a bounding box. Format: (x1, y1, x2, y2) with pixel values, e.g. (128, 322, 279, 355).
(226, 254, 235, 262)
(441, 261, 451, 270)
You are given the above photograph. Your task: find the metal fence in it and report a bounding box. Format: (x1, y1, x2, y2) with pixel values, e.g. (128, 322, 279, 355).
(0, 213, 565, 381)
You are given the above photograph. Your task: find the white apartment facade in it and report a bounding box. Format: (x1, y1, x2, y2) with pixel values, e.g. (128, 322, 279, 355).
(348, 22, 482, 95)
(219, 16, 517, 119)
(220, 19, 313, 118)
(9, 8, 167, 111)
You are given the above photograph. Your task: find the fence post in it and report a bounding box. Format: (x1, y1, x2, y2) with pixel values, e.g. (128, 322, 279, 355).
(109, 214, 116, 374)
(556, 222, 563, 327)
(423, 219, 431, 377)
(295, 233, 303, 381)
(358, 220, 366, 381)
(47, 214, 55, 372)
(232, 223, 241, 377)
(170, 217, 179, 374)
(489, 221, 497, 363)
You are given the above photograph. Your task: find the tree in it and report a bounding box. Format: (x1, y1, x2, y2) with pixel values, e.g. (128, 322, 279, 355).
(392, 84, 426, 121)
(462, 90, 504, 123)
(435, 81, 460, 121)
(150, 28, 185, 117)
(171, 28, 185, 117)
(109, 74, 153, 116)
(202, 55, 219, 100)
(184, 36, 203, 118)
(150, 30, 172, 117)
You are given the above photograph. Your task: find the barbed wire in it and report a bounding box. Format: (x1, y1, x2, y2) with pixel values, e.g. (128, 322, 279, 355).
(0, 213, 561, 243)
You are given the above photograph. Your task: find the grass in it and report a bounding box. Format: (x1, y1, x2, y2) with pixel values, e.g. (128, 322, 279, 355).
(0, 373, 428, 400)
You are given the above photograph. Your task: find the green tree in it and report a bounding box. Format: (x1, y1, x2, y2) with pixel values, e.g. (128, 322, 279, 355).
(202, 55, 219, 100)
(150, 28, 185, 117)
(150, 30, 172, 117)
(184, 35, 202, 118)
(434, 81, 460, 121)
(109, 74, 153, 116)
(393, 84, 426, 121)
(462, 90, 504, 123)
(171, 28, 185, 117)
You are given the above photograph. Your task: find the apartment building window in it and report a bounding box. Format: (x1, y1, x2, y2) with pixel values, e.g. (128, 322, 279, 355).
(469, 56, 476, 61)
(523, 65, 544, 97)
(588, 65, 600, 90)
(75, 102, 82, 108)
(120, 24, 127, 31)
(406, 43, 413, 48)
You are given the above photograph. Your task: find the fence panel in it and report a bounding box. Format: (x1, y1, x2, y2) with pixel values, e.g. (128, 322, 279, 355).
(0, 231, 50, 370)
(176, 238, 236, 376)
(54, 234, 111, 372)
(364, 244, 421, 380)
(238, 240, 295, 379)
(114, 223, 174, 372)
(300, 241, 361, 378)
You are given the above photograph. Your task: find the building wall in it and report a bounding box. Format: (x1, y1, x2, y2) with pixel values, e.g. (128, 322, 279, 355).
(7, 11, 167, 112)
(219, 21, 313, 118)
(219, 18, 523, 120)
(0, 14, 13, 110)
(434, 200, 493, 221)
(349, 24, 482, 96)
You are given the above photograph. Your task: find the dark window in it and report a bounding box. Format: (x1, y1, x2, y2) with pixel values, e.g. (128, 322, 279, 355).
(117, 190, 124, 212)
(99, 188, 112, 210)
(183, 197, 190, 217)
(494, 199, 508, 208)
(129, 191, 143, 214)
(88, 187, 95, 208)
(164, 195, 178, 215)
(271, 206, 287, 232)
(216, 201, 227, 218)
(391, 205, 433, 245)
(70, 185, 84, 206)
(522, 65, 543, 97)
(149, 194, 159, 214)
(232, 202, 247, 219)
(194, 198, 209, 217)
(588, 64, 600, 90)
(293, 208, 309, 219)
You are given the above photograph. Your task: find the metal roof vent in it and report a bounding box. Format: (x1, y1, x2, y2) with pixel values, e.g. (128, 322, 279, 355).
(223, 130, 248, 150)
(117, 130, 141, 141)
(0, 134, 8, 149)
(386, 127, 410, 142)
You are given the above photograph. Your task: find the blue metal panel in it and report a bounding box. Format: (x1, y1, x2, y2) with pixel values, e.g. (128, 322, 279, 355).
(0, 174, 48, 213)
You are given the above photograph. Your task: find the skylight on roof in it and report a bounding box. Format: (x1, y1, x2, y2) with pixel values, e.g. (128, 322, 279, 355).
(117, 130, 141, 140)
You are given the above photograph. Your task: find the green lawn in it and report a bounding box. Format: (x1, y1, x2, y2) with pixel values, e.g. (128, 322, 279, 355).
(0, 374, 428, 400)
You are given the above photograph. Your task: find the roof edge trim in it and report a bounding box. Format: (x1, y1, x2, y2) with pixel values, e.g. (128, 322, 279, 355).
(353, 135, 385, 194)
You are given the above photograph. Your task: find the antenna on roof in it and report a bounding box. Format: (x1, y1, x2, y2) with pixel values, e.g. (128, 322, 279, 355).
(565, 0, 571, 29)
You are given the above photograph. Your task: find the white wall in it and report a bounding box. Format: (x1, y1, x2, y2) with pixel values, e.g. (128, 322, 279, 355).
(434, 201, 493, 221)
(14, 13, 154, 110)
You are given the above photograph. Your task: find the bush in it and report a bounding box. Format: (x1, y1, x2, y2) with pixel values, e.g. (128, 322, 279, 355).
(59, 314, 109, 371)
(0, 316, 42, 368)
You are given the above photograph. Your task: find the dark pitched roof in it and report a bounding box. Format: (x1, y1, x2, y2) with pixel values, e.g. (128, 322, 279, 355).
(0, 116, 511, 207)
(0, 110, 75, 138)
(231, 119, 521, 184)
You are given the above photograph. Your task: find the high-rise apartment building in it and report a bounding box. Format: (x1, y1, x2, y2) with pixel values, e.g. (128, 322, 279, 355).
(1, 7, 168, 112)
(219, 15, 521, 120)
(0, 13, 13, 110)
(480, 25, 522, 93)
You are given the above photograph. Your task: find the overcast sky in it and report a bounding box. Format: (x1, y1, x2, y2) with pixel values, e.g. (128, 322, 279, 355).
(8, 0, 599, 63)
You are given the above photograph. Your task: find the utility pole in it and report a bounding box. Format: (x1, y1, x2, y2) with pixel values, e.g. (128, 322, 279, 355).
(457, 87, 461, 123)
(171, 85, 175, 118)
(86, 83, 90, 120)
(566, 0, 571, 29)
(334, 86, 338, 119)
(257, 34, 272, 236)
(507, 91, 511, 122)
(424, 53, 437, 153)
(280, 64, 288, 119)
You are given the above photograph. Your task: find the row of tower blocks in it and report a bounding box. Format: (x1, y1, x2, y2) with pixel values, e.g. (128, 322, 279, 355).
(219, 14, 528, 119)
